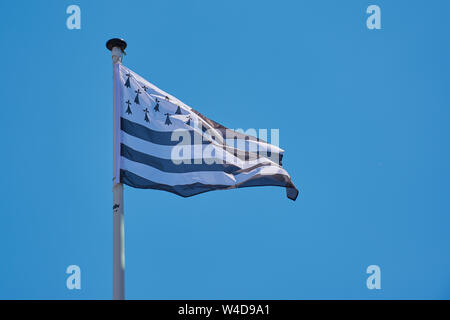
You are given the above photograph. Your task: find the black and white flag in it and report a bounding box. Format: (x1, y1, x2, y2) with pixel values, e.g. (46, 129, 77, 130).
(114, 64, 299, 200)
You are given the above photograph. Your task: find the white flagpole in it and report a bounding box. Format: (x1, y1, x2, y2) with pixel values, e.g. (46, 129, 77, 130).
(107, 38, 127, 300)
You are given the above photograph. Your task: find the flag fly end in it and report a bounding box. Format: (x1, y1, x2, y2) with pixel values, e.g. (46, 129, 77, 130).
(287, 187, 299, 201)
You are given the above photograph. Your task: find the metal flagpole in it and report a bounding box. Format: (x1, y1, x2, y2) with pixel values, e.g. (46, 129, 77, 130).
(106, 38, 127, 300)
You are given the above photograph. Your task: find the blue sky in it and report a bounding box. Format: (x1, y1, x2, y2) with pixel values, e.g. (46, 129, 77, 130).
(1, 0, 449, 299)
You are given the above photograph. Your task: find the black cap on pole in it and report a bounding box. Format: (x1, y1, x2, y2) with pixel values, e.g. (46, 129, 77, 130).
(106, 38, 127, 52)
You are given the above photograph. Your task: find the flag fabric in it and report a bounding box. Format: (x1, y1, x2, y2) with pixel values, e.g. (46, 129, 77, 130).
(114, 64, 299, 200)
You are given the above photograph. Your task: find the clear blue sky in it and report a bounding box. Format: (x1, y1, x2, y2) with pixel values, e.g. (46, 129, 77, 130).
(1, 0, 449, 299)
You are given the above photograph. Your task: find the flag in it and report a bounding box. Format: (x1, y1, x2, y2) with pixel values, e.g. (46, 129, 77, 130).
(114, 64, 299, 200)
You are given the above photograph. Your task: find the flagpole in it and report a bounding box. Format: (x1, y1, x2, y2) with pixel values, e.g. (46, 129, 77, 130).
(106, 38, 127, 300)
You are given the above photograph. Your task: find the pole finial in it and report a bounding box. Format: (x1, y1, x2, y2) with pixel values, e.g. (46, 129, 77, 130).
(106, 38, 127, 52)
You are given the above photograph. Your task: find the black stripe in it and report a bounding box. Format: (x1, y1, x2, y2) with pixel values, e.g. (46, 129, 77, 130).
(120, 169, 298, 200)
(120, 169, 229, 197)
(220, 144, 283, 165)
(121, 143, 242, 174)
(190, 109, 264, 143)
(121, 117, 209, 146)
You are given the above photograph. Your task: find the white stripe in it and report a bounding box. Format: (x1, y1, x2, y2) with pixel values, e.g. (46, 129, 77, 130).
(120, 157, 290, 186)
(224, 138, 284, 155)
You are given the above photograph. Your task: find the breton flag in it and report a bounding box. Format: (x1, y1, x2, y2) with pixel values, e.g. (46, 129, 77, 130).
(114, 64, 299, 200)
